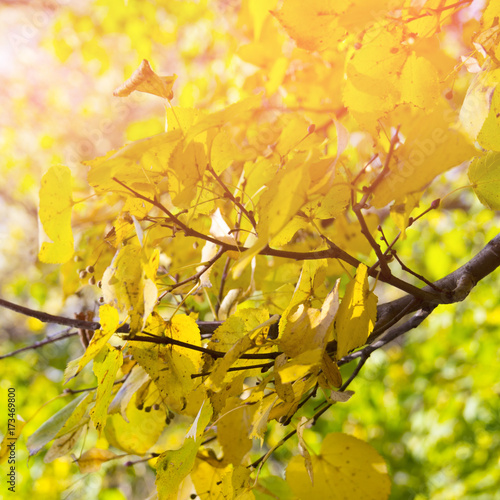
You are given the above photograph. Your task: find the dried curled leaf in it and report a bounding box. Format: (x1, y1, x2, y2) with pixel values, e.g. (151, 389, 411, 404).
(113, 59, 177, 99)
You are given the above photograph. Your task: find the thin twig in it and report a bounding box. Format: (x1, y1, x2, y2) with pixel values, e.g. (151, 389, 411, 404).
(0, 329, 78, 360)
(359, 125, 401, 207)
(168, 247, 226, 292)
(207, 165, 257, 229)
(350, 127, 401, 278)
(62, 377, 128, 395)
(0, 297, 102, 331)
(351, 154, 380, 187)
(352, 203, 391, 276)
(111, 179, 375, 280)
(113, 177, 227, 247)
(249, 428, 298, 469)
(191, 362, 273, 379)
(131, 333, 280, 360)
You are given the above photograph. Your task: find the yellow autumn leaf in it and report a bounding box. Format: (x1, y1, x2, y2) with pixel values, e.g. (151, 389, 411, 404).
(477, 86, 500, 151)
(248, 0, 278, 41)
(218, 397, 256, 465)
(278, 265, 338, 358)
(102, 244, 158, 335)
(336, 264, 377, 359)
(113, 59, 177, 100)
(86, 130, 182, 198)
(338, 0, 393, 33)
(250, 396, 278, 443)
(277, 349, 322, 385)
(108, 364, 150, 419)
(372, 110, 477, 208)
(297, 417, 314, 484)
(400, 53, 440, 110)
(210, 129, 236, 175)
(190, 461, 254, 500)
(274, 116, 322, 157)
(186, 400, 213, 441)
(130, 315, 204, 416)
(459, 64, 500, 144)
(75, 448, 117, 473)
(468, 152, 500, 209)
(55, 392, 94, 439)
(105, 394, 167, 455)
(482, 1, 500, 28)
(75, 304, 119, 377)
(155, 438, 199, 500)
(270, 216, 309, 247)
(166, 314, 203, 373)
(266, 56, 289, 94)
(190, 461, 231, 500)
(169, 140, 207, 202)
(274, 354, 295, 403)
(205, 335, 254, 392)
(185, 94, 261, 143)
(303, 176, 351, 221)
(272, 0, 342, 52)
(63, 356, 83, 384)
(130, 342, 200, 415)
(233, 157, 312, 277)
(205, 310, 276, 391)
(320, 352, 342, 389)
(344, 30, 406, 115)
(389, 192, 422, 239)
(38, 165, 74, 263)
(44, 427, 85, 464)
(166, 106, 206, 134)
(286, 432, 391, 500)
(90, 345, 123, 435)
(327, 213, 379, 256)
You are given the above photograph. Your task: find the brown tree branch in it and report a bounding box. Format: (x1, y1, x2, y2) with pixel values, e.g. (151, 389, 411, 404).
(167, 246, 226, 293)
(372, 232, 500, 342)
(2, 233, 499, 358)
(130, 333, 280, 360)
(0, 227, 497, 371)
(0, 297, 103, 331)
(339, 305, 437, 368)
(114, 178, 439, 298)
(206, 164, 257, 230)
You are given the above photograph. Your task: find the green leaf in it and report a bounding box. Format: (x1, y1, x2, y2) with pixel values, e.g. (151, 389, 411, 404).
(27, 393, 88, 456)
